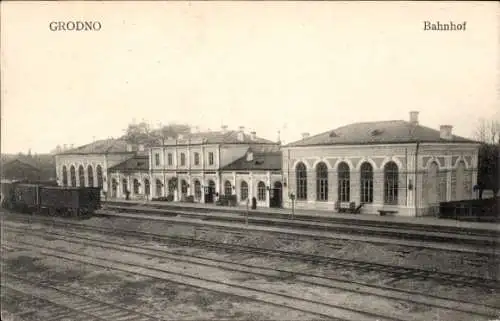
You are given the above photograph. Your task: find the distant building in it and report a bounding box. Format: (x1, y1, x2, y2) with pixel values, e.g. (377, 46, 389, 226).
(1, 154, 56, 182)
(281, 111, 481, 216)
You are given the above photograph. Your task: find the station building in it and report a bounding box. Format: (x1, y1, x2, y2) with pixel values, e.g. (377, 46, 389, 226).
(55, 112, 480, 217)
(281, 111, 481, 216)
(105, 126, 282, 204)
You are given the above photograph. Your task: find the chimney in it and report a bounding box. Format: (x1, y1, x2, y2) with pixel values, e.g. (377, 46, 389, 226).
(302, 132, 310, 139)
(239, 126, 245, 132)
(409, 111, 419, 125)
(138, 144, 145, 151)
(250, 131, 257, 141)
(440, 125, 453, 140)
(126, 143, 133, 152)
(70, 144, 74, 149)
(221, 125, 228, 133)
(63, 144, 67, 151)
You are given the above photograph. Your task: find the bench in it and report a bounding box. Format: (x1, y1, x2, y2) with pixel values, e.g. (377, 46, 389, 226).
(378, 209, 397, 216)
(335, 201, 363, 214)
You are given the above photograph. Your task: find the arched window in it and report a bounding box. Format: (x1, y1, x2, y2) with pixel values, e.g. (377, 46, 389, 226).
(181, 179, 188, 194)
(78, 165, 85, 187)
(133, 179, 140, 194)
(122, 179, 128, 195)
(62, 166, 68, 186)
(337, 162, 350, 202)
(455, 161, 466, 200)
(240, 181, 248, 201)
(224, 181, 232, 195)
(296, 162, 307, 200)
(384, 161, 399, 204)
(194, 152, 200, 165)
(194, 180, 201, 200)
(155, 179, 163, 197)
(70, 165, 76, 187)
(144, 179, 151, 196)
(360, 162, 373, 203)
(316, 162, 328, 201)
(180, 153, 186, 166)
(96, 165, 103, 188)
(257, 181, 266, 201)
(87, 165, 94, 187)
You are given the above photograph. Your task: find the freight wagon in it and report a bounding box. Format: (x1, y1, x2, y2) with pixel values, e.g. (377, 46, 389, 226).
(1, 180, 101, 217)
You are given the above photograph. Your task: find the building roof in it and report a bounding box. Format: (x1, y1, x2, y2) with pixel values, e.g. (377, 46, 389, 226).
(1, 154, 56, 180)
(159, 130, 277, 145)
(221, 149, 282, 171)
(108, 156, 149, 172)
(285, 120, 478, 147)
(58, 139, 132, 155)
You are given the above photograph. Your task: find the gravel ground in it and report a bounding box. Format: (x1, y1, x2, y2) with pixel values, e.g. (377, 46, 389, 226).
(1, 250, 318, 320)
(4, 221, 500, 321)
(2, 214, 500, 321)
(75, 215, 499, 280)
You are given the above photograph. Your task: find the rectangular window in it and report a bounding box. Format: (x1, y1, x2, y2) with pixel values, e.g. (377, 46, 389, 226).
(154, 153, 160, 166)
(167, 153, 173, 165)
(208, 152, 214, 165)
(194, 152, 200, 165)
(180, 153, 186, 166)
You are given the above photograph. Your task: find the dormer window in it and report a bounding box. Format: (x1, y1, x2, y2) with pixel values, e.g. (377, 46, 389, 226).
(329, 131, 338, 137)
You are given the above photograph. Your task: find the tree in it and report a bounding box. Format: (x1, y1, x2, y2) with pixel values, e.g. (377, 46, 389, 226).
(155, 123, 192, 141)
(122, 120, 193, 145)
(123, 121, 152, 144)
(474, 119, 500, 144)
(474, 118, 500, 198)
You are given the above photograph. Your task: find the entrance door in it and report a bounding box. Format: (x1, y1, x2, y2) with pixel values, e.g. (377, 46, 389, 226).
(205, 180, 216, 203)
(271, 181, 283, 208)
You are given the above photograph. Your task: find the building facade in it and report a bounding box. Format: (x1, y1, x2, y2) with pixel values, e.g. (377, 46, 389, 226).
(54, 113, 480, 216)
(281, 112, 480, 216)
(104, 127, 282, 203)
(55, 139, 137, 196)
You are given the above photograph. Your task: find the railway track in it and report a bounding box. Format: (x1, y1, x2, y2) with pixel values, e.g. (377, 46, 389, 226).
(100, 203, 500, 248)
(4, 214, 499, 289)
(1, 272, 161, 321)
(4, 223, 500, 320)
(3, 241, 401, 321)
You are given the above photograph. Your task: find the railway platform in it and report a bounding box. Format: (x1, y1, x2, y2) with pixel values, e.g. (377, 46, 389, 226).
(104, 199, 500, 233)
(96, 209, 500, 255)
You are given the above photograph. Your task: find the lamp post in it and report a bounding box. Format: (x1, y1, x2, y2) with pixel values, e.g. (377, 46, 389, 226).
(245, 198, 249, 225)
(289, 192, 296, 219)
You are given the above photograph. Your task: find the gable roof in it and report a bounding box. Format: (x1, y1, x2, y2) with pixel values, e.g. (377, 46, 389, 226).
(108, 156, 149, 172)
(58, 139, 132, 155)
(221, 149, 282, 171)
(285, 120, 478, 147)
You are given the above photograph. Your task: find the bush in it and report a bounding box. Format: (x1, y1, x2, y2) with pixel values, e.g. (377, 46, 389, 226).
(166, 194, 174, 202)
(184, 195, 194, 203)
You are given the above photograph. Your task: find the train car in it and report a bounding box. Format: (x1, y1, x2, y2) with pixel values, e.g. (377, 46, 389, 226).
(39, 186, 101, 216)
(12, 183, 40, 213)
(1, 180, 101, 217)
(1, 179, 18, 210)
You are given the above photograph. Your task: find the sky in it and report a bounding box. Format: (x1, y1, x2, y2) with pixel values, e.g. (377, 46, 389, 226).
(1, 1, 498, 154)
